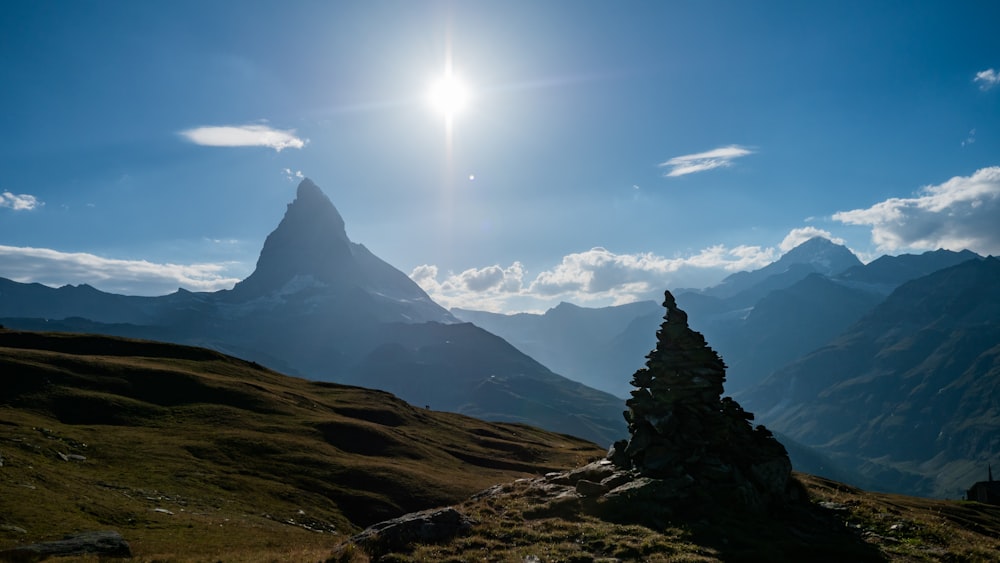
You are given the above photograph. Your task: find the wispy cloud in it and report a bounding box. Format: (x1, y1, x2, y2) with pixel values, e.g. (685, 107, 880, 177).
(962, 128, 976, 147)
(833, 166, 1000, 255)
(0, 191, 42, 211)
(282, 168, 305, 181)
(974, 68, 1000, 91)
(0, 245, 243, 296)
(180, 124, 306, 152)
(659, 145, 754, 177)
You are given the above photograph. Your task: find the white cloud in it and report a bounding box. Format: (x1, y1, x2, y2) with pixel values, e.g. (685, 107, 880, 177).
(180, 125, 306, 152)
(0, 191, 42, 211)
(779, 227, 845, 252)
(659, 145, 754, 177)
(411, 263, 525, 312)
(974, 68, 1000, 91)
(411, 244, 778, 312)
(833, 166, 1000, 255)
(0, 245, 242, 296)
(282, 168, 305, 181)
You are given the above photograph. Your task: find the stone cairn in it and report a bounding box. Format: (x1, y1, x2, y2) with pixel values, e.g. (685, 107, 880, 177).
(341, 291, 802, 555)
(475, 290, 801, 527)
(601, 290, 798, 517)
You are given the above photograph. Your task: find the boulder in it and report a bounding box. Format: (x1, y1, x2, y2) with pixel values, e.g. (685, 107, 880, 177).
(0, 530, 131, 561)
(346, 507, 474, 557)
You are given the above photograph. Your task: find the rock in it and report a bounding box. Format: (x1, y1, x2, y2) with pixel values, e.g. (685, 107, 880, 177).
(599, 471, 633, 490)
(607, 440, 628, 467)
(0, 530, 132, 560)
(347, 507, 475, 557)
(575, 479, 610, 497)
(749, 456, 792, 496)
(567, 459, 616, 484)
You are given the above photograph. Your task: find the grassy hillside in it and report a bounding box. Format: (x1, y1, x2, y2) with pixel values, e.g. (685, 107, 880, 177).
(0, 330, 605, 561)
(3, 330, 999, 562)
(334, 473, 1000, 562)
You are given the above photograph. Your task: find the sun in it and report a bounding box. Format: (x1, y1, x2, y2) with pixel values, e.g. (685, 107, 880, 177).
(427, 72, 469, 119)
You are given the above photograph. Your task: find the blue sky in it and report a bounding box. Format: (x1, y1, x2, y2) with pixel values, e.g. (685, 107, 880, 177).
(1, 1, 998, 312)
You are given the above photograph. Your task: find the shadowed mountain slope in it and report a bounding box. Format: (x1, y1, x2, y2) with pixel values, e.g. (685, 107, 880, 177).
(452, 301, 662, 398)
(0, 179, 627, 446)
(742, 257, 1000, 498)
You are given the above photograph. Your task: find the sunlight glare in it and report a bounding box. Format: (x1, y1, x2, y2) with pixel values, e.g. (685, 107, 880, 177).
(428, 73, 469, 119)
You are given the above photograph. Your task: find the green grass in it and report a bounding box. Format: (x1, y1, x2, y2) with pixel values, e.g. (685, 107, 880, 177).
(0, 330, 604, 560)
(332, 473, 1000, 563)
(3, 329, 1000, 562)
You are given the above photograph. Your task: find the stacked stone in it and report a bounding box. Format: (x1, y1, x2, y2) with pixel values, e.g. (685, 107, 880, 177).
(608, 290, 796, 514)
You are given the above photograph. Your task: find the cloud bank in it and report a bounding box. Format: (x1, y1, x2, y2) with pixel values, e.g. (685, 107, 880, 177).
(974, 68, 1000, 91)
(0, 191, 42, 211)
(180, 124, 306, 151)
(411, 243, 778, 312)
(833, 166, 1000, 256)
(659, 145, 754, 177)
(0, 245, 242, 296)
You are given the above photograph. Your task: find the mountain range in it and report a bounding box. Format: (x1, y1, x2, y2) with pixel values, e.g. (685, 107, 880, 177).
(2, 178, 996, 500)
(0, 179, 626, 446)
(454, 238, 996, 498)
(741, 256, 1000, 498)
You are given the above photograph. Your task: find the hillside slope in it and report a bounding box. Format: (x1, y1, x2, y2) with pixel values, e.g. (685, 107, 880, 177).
(742, 257, 1000, 498)
(0, 330, 605, 559)
(335, 472, 1000, 562)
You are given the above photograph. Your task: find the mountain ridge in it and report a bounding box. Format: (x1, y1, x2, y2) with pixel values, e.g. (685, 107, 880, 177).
(741, 257, 1000, 498)
(0, 178, 626, 446)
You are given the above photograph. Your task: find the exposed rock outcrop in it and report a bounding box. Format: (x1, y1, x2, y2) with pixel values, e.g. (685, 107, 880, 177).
(344, 507, 475, 558)
(0, 530, 131, 561)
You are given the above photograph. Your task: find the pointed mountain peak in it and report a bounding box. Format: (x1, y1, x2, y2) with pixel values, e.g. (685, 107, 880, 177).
(231, 179, 354, 297)
(285, 178, 347, 236)
(779, 236, 861, 275)
(295, 177, 325, 200)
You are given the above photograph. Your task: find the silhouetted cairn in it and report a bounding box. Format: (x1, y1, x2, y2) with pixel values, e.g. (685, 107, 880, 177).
(343, 291, 804, 555)
(601, 290, 798, 518)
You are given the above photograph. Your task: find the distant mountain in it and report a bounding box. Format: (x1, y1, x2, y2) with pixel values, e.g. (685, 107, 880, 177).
(452, 238, 876, 396)
(0, 179, 626, 446)
(702, 236, 862, 303)
(224, 179, 451, 325)
(677, 244, 981, 392)
(452, 301, 662, 398)
(741, 257, 1000, 498)
(711, 273, 884, 392)
(453, 239, 984, 399)
(835, 248, 982, 295)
